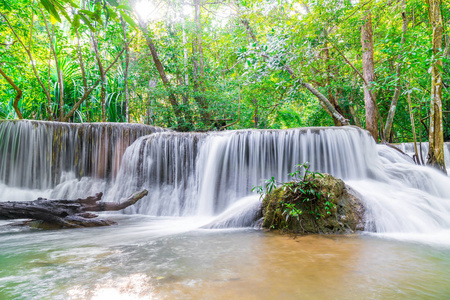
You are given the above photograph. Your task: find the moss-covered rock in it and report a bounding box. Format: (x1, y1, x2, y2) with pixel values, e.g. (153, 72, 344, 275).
(261, 174, 365, 234)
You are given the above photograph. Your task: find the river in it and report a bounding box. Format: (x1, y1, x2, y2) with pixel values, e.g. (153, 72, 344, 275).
(1, 121, 450, 299)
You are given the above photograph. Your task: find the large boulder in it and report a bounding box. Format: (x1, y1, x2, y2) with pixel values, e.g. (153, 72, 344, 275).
(261, 174, 365, 234)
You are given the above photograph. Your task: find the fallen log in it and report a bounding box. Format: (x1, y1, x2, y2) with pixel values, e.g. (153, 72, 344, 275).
(0, 190, 148, 229)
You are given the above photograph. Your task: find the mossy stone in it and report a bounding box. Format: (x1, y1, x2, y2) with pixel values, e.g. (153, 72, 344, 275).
(261, 174, 365, 234)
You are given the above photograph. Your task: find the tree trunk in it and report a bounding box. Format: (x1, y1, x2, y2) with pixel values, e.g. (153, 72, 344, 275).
(195, 0, 205, 78)
(140, 25, 184, 127)
(0, 190, 148, 229)
(361, 9, 378, 141)
(323, 42, 345, 126)
(76, 29, 88, 122)
(406, 83, 420, 164)
(39, 8, 65, 121)
(0, 67, 23, 119)
(426, 0, 446, 172)
(47, 50, 53, 120)
(91, 33, 107, 122)
(192, 42, 210, 125)
(331, 42, 384, 131)
(349, 74, 362, 127)
(253, 98, 258, 128)
(192, 0, 211, 126)
(120, 14, 130, 123)
(384, 0, 407, 141)
(183, 18, 189, 87)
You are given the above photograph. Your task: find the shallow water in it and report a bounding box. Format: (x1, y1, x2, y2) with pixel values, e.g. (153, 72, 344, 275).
(1, 216, 449, 300)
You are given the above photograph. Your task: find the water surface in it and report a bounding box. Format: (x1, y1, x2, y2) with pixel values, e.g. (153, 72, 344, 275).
(1, 216, 449, 300)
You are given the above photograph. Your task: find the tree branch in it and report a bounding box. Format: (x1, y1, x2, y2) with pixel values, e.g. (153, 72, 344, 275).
(0, 66, 23, 119)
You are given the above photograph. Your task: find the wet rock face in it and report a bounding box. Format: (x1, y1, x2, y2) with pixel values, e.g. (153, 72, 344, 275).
(261, 174, 365, 234)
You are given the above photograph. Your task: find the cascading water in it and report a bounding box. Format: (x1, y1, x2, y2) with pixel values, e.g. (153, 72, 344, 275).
(1, 121, 450, 245)
(352, 145, 450, 237)
(107, 127, 376, 217)
(396, 141, 450, 170)
(102, 125, 450, 244)
(0, 120, 166, 201)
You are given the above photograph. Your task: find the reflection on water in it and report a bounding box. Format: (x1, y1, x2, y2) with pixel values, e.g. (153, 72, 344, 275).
(1, 216, 449, 300)
(67, 274, 155, 300)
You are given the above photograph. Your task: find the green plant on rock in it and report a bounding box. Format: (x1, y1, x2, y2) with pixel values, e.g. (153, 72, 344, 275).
(253, 162, 336, 233)
(282, 202, 302, 222)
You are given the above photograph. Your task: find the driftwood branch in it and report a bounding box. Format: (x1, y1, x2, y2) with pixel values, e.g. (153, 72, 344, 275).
(0, 190, 148, 229)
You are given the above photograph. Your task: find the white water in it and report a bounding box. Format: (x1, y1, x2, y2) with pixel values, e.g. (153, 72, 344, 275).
(395, 141, 450, 173)
(0, 120, 165, 200)
(395, 141, 450, 163)
(1, 121, 450, 246)
(349, 144, 450, 245)
(105, 127, 376, 217)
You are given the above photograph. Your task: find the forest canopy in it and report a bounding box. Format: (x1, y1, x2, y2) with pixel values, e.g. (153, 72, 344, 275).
(0, 0, 449, 144)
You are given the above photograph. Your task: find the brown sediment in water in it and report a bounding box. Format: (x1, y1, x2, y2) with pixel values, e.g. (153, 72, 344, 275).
(153, 233, 450, 299)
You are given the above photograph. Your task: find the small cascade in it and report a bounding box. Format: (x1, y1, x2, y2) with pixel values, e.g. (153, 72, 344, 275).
(201, 195, 263, 229)
(105, 132, 205, 216)
(348, 145, 450, 235)
(395, 141, 450, 167)
(0, 120, 165, 200)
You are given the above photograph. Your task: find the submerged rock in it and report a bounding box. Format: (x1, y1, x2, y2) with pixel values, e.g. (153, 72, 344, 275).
(261, 174, 365, 234)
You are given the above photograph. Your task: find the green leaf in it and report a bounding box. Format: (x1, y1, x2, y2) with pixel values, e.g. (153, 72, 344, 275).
(108, 9, 118, 20)
(78, 13, 96, 32)
(0, 0, 12, 10)
(117, 4, 132, 11)
(72, 13, 80, 29)
(66, 0, 79, 8)
(119, 10, 138, 28)
(107, 0, 120, 6)
(79, 9, 97, 19)
(40, 0, 62, 23)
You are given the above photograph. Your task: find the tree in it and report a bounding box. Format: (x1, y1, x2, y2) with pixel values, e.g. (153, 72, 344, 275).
(139, 22, 185, 128)
(426, 0, 446, 172)
(120, 12, 130, 122)
(0, 66, 23, 119)
(0, 0, 447, 141)
(0, 10, 53, 116)
(238, 13, 348, 126)
(383, 0, 407, 141)
(361, 8, 378, 141)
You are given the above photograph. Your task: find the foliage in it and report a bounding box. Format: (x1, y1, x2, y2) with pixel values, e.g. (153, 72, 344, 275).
(0, 0, 448, 138)
(253, 162, 334, 230)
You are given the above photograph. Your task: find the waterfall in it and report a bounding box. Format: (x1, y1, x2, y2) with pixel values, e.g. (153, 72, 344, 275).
(1, 121, 450, 243)
(0, 120, 166, 200)
(105, 127, 377, 216)
(350, 145, 450, 235)
(106, 126, 450, 239)
(395, 141, 450, 168)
